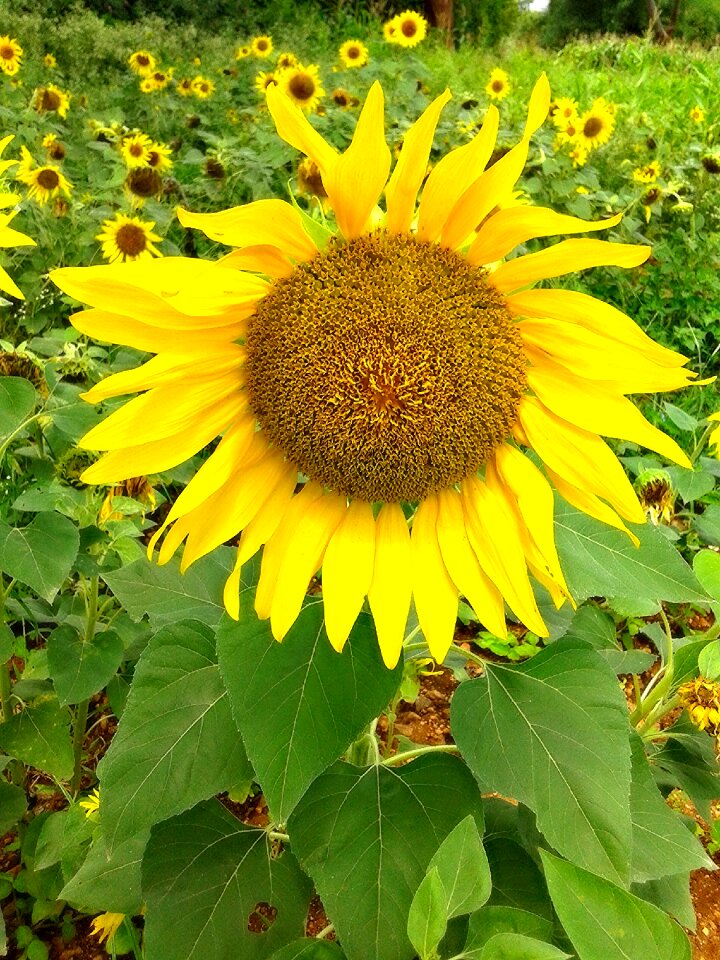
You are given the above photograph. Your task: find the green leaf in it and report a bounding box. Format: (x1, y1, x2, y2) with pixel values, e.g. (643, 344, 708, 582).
(0, 623, 13, 662)
(101, 549, 234, 627)
(0, 779, 27, 833)
(407, 867, 448, 960)
(451, 639, 632, 884)
(699, 639, 720, 680)
(34, 805, 93, 880)
(541, 850, 691, 960)
(0, 699, 73, 780)
(60, 830, 147, 915)
(632, 873, 695, 930)
(289, 755, 484, 960)
(98, 620, 252, 853)
(270, 943, 345, 960)
(0, 512, 79, 602)
(483, 839, 553, 919)
(0, 376, 36, 443)
(426, 815, 491, 920)
(217, 600, 402, 820)
(652, 716, 720, 821)
(47, 625, 124, 706)
(693, 549, 720, 603)
(562, 605, 657, 674)
(142, 799, 312, 960)
(666, 466, 715, 503)
(464, 906, 553, 952)
(468, 933, 569, 959)
(554, 502, 707, 604)
(628, 733, 712, 882)
(693, 506, 720, 547)
(672, 638, 715, 689)
(663, 403, 698, 432)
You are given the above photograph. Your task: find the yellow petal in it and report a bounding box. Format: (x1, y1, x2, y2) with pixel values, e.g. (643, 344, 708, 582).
(70, 309, 244, 353)
(436, 487, 506, 638)
(177, 200, 317, 262)
(0, 263, 23, 300)
(524, 73, 551, 138)
(546, 467, 640, 547)
(385, 89, 451, 236)
(266, 83, 338, 179)
(518, 396, 645, 524)
(416, 105, 499, 243)
(322, 500, 376, 653)
(468, 207, 623, 266)
(410, 495, 459, 663)
(0, 224, 36, 248)
(326, 81, 391, 240)
(368, 502, 412, 669)
(219, 245, 295, 278)
(157, 513, 194, 565)
(269, 491, 347, 642)
(527, 355, 691, 467)
(490, 239, 651, 294)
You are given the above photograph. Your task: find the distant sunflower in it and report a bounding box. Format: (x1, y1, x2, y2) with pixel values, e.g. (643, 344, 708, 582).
(678, 678, 720, 734)
(576, 99, 615, 150)
(0, 135, 34, 299)
(339, 40, 369, 68)
(124, 167, 163, 205)
(275, 51, 298, 70)
(332, 88, 352, 108)
(140, 77, 156, 94)
(388, 11, 428, 47)
(16, 147, 72, 206)
(177, 77, 194, 96)
(120, 133, 153, 169)
(281, 63, 324, 113)
(709, 412, 720, 456)
(251, 35, 273, 58)
(297, 156, 327, 199)
(32, 84, 71, 119)
(235, 45, 251, 60)
(632, 160, 660, 184)
(551, 96, 578, 126)
(146, 141, 173, 172)
(568, 143, 588, 168)
(43, 53, 57, 69)
(149, 69, 173, 90)
(486, 68, 510, 101)
(689, 105, 705, 123)
(191, 75, 215, 98)
(42, 133, 66, 161)
(52, 76, 698, 669)
(0, 37, 22, 75)
(96, 212, 163, 263)
(255, 71, 278, 96)
(128, 50, 156, 76)
(382, 20, 397, 42)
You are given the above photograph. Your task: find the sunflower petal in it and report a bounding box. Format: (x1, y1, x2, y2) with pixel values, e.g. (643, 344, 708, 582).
(70, 309, 245, 353)
(219, 245, 295, 278)
(368, 502, 412, 669)
(524, 73, 551, 137)
(266, 83, 338, 178)
(322, 499, 376, 652)
(0, 263, 23, 300)
(546, 467, 640, 546)
(410, 495, 458, 663)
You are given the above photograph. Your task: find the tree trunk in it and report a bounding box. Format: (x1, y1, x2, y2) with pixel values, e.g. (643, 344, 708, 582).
(645, 0, 671, 43)
(424, 0, 454, 48)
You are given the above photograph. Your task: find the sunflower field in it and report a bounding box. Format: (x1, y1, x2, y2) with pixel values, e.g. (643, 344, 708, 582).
(1, 4, 720, 960)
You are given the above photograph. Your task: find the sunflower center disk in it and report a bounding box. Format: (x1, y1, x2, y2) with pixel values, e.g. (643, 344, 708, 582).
(246, 234, 528, 503)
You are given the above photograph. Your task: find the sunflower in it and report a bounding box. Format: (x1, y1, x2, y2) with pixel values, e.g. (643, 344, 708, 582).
(43, 53, 57, 69)
(146, 141, 173, 172)
(575, 99, 615, 150)
(276, 51, 298, 70)
(0, 137, 34, 299)
(678, 678, 720, 734)
(486, 68, 511, 101)
(128, 50, 156, 76)
(51, 77, 698, 669)
(32, 84, 71, 119)
(96, 212, 163, 264)
(297, 156, 328, 199)
(42, 133, 66, 161)
(689, 105, 705, 123)
(0, 37, 22, 75)
(332, 88, 353, 109)
(567, 143, 588, 168)
(177, 77, 194, 97)
(281, 63, 324, 113)
(140, 77, 157, 94)
(632, 160, 660, 184)
(550, 96, 578, 127)
(339, 40, 369, 68)
(388, 11, 428, 48)
(255, 71, 278, 96)
(235, 45, 251, 60)
(149, 69, 173, 90)
(120, 133, 153, 169)
(382, 20, 397, 42)
(124, 167, 163, 205)
(191, 75, 215, 98)
(16, 147, 72, 206)
(251, 35, 273, 58)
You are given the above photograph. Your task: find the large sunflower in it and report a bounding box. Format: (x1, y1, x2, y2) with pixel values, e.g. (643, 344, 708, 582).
(52, 77, 698, 669)
(0, 135, 35, 299)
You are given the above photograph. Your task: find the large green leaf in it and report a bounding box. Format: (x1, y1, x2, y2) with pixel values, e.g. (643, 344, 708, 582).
(426, 815, 491, 920)
(541, 850, 691, 960)
(694, 549, 720, 602)
(0, 512, 79, 602)
(464, 934, 569, 959)
(98, 620, 252, 853)
(554, 502, 707, 604)
(562, 605, 656, 675)
(217, 599, 402, 821)
(270, 944, 345, 960)
(61, 830, 147, 915)
(632, 873, 695, 931)
(451, 639, 632, 884)
(652, 717, 720, 821)
(464, 906, 554, 952)
(143, 799, 312, 960)
(0, 779, 27, 833)
(289, 755, 484, 960)
(0, 699, 73, 780)
(101, 549, 234, 627)
(47, 624, 124, 706)
(628, 733, 712, 882)
(0, 375, 36, 443)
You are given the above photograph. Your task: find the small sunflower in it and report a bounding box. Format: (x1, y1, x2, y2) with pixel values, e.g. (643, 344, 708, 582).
(332, 88, 353, 109)
(191, 75, 215, 98)
(0, 37, 22, 75)
(486, 68, 511, 101)
(177, 77, 194, 97)
(281, 63, 324, 113)
(128, 50, 156, 76)
(551, 96, 578, 126)
(96, 213, 163, 264)
(568, 143, 588, 168)
(120, 132, 153, 169)
(701, 154, 720, 174)
(339, 40, 369, 69)
(90, 914, 126, 945)
(633, 160, 661, 184)
(79, 787, 101, 817)
(32, 84, 71, 119)
(388, 11, 428, 48)
(383, 20, 397, 42)
(297, 156, 327, 199)
(575, 99, 615, 150)
(149, 69, 173, 90)
(42, 133, 66, 161)
(689, 105, 705, 123)
(235, 45, 251, 60)
(276, 51, 298, 70)
(16, 147, 72, 206)
(140, 77, 157, 94)
(43, 53, 57, 69)
(147, 141, 173, 172)
(678, 678, 720, 734)
(52, 77, 699, 669)
(124, 167, 163, 205)
(251, 35, 273, 58)
(635, 468, 674, 524)
(0, 136, 34, 299)
(255, 71, 278, 96)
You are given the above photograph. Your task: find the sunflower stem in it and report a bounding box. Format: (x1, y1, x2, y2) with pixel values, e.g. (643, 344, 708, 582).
(382, 743, 459, 766)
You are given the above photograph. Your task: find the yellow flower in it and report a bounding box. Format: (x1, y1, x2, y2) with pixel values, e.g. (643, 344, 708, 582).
(99, 476, 156, 524)
(78, 787, 101, 817)
(140, 77, 157, 94)
(32, 84, 71, 119)
(235, 45, 251, 60)
(148, 68, 173, 90)
(575, 99, 615, 150)
(255, 71, 278, 96)
(191, 75, 215, 98)
(568, 143, 588, 168)
(120, 132, 153, 169)
(51, 76, 698, 669)
(43, 53, 57, 69)
(0, 136, 34, 300)
(0, 37, 22, 75)
(96, 212, 163, 264)
(635, 468, 674, 524)
(297, 156, 328, 200)
(387, 11, 428, 47)
(124, 167, 163, 206)
(251, 35, 273, 58)
(281, 63, 324, 113)
(689, 105, 705, 123)
(275, 51, 298, 70)
(192, 56, 201, 66)
(382, 19, 397, 42)
(678, 678, 720, 734)
(16, 146, 72, 206)
(128, 50, 156, 76)
(90, 913, 125, 944)
(177, 77, 194, 97)
(147, 141, 173, 172)
(551, 96, 578, 127)
(486, 68, 511, 101)
(632, 160, 660, 184)
(339, 40, 369, 68)
(331, 88, 353, 109)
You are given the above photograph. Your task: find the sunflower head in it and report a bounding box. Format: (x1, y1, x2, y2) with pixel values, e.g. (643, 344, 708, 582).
(387, 10, 428, 47)
(235, 45, 251, 60)
(120, 132, 153, 169)
(15, 149, 72, 206)
(0, 37, 22, 75)
(128, 50, 156, 75)
(124, 166, 163, 202)
(702, 154, 720, 174)
(339, 40, 369, 68)
(281, 64, 324, 113)
(632, 160, 661, 184)
(177, 77, 194, 96)
(297, 156, 327, 198)
(251, 35, 273, 58)
(689, 105, 705, 123)
(255, 71, 278, 96)
(276, 51, 298, 70)
(43, 53, 57, 68)
(678, 678, 720, 734)
(635, 468, 674, 524)
(191, 75, 214, 98)
(486, 68, 511, 101)
(96, 212, 163, 263)
(205, 155, 226, 180)
(33, 84, 71, 119)
(576, 100, 615, 150)
(551, 96, 578, 126)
